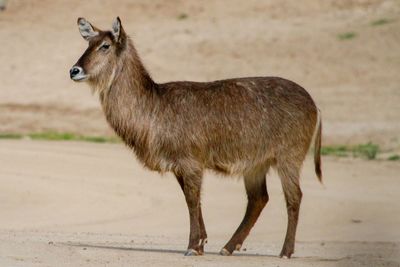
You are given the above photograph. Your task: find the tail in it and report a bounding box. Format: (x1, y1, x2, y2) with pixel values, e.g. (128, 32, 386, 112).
(314, 109, 322, 182)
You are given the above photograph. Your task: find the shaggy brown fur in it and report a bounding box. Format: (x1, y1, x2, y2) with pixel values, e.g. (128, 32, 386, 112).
(71, 17, 322, 258)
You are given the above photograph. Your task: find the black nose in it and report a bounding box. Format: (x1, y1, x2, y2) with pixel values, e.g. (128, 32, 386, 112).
(69, 66, 81, 79)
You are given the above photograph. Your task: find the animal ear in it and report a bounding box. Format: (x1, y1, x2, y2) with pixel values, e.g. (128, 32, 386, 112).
(77, 17, 99, 41)
(111, 17, 124, 42)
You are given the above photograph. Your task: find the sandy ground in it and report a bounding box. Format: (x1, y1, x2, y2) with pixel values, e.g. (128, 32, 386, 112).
(1, 1, 400, 266)
(0, 140, 399, 267)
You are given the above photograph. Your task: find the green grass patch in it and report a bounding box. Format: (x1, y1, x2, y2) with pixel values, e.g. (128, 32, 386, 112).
(352, 142, 379, 160)
(0, 132, 120, 143)
(321, 145, 349, 157)
(28, 132, 77, 141)
(337, 32, 357, 40)
(0, 133, 23, 139)
(80, 135, 120, 143)
(321, 142, 379, 160)
(371, 18, 393, 26)
(177, 13, 188, 20)
(388, 154, 400, 161)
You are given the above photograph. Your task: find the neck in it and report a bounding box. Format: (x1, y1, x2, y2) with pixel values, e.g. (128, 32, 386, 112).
(96, 38, 158, 154)
(120, 39, 156, 93)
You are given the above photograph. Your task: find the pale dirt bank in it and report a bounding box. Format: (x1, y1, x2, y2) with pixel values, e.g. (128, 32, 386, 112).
(0, 0, 400, 149)
(0, 140, 399, 266)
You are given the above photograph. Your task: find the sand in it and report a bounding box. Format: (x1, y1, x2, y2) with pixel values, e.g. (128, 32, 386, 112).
(1, 0, 400, 266)
(0, 140, 399, 267)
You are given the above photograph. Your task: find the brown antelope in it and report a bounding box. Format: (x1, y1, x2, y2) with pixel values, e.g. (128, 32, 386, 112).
(70, 17, 322, 258)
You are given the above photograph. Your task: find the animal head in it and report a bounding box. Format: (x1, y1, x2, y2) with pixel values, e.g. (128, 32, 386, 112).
(70, 17, 126, 85)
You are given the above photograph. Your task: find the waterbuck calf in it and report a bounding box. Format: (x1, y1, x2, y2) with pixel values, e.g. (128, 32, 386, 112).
(70, 17, 322, 258)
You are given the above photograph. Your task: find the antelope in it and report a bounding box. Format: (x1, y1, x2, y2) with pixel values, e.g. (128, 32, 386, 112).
(70, 17, 322, 258)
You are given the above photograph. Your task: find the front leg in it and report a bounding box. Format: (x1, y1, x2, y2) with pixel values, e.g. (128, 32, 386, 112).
(175, 172, 205, 256)
(197, 204, 208, 254)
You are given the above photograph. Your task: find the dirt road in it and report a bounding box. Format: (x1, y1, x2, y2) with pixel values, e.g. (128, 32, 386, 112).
(0, 140, 399, 266)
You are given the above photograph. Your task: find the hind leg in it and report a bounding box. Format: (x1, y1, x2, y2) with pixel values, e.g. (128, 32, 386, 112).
(277, 164, 302, 258)
(220, 168, 269, 255)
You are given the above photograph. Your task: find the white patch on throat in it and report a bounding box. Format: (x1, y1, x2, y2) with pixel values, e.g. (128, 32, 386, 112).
(107, 66, 117, 89)
(93, 65, 117, 95)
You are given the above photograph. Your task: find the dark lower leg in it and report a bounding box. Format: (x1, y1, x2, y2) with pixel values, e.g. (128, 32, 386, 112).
(221, 174, 268, 255)
(280, 182, 302, 258)
(186, 199, 201, 254)
(176, 174, 204, 255)
(198, 205, 207, 254)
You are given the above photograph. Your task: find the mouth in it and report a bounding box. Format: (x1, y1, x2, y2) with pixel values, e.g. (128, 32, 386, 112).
(71, 74, 88, 82)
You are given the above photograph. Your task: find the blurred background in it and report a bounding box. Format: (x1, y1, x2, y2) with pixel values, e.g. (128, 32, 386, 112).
(0, 1, 399, 266)
(0, 0, 399, 152)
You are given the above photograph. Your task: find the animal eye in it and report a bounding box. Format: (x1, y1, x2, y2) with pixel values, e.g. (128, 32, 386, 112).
(100, 43, 110, 50)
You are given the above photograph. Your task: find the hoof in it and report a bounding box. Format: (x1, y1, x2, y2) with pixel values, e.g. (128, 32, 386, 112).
(219, 248, 232, 256)
(279, 249, 293, 259)
(184, 249, 200, 256)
